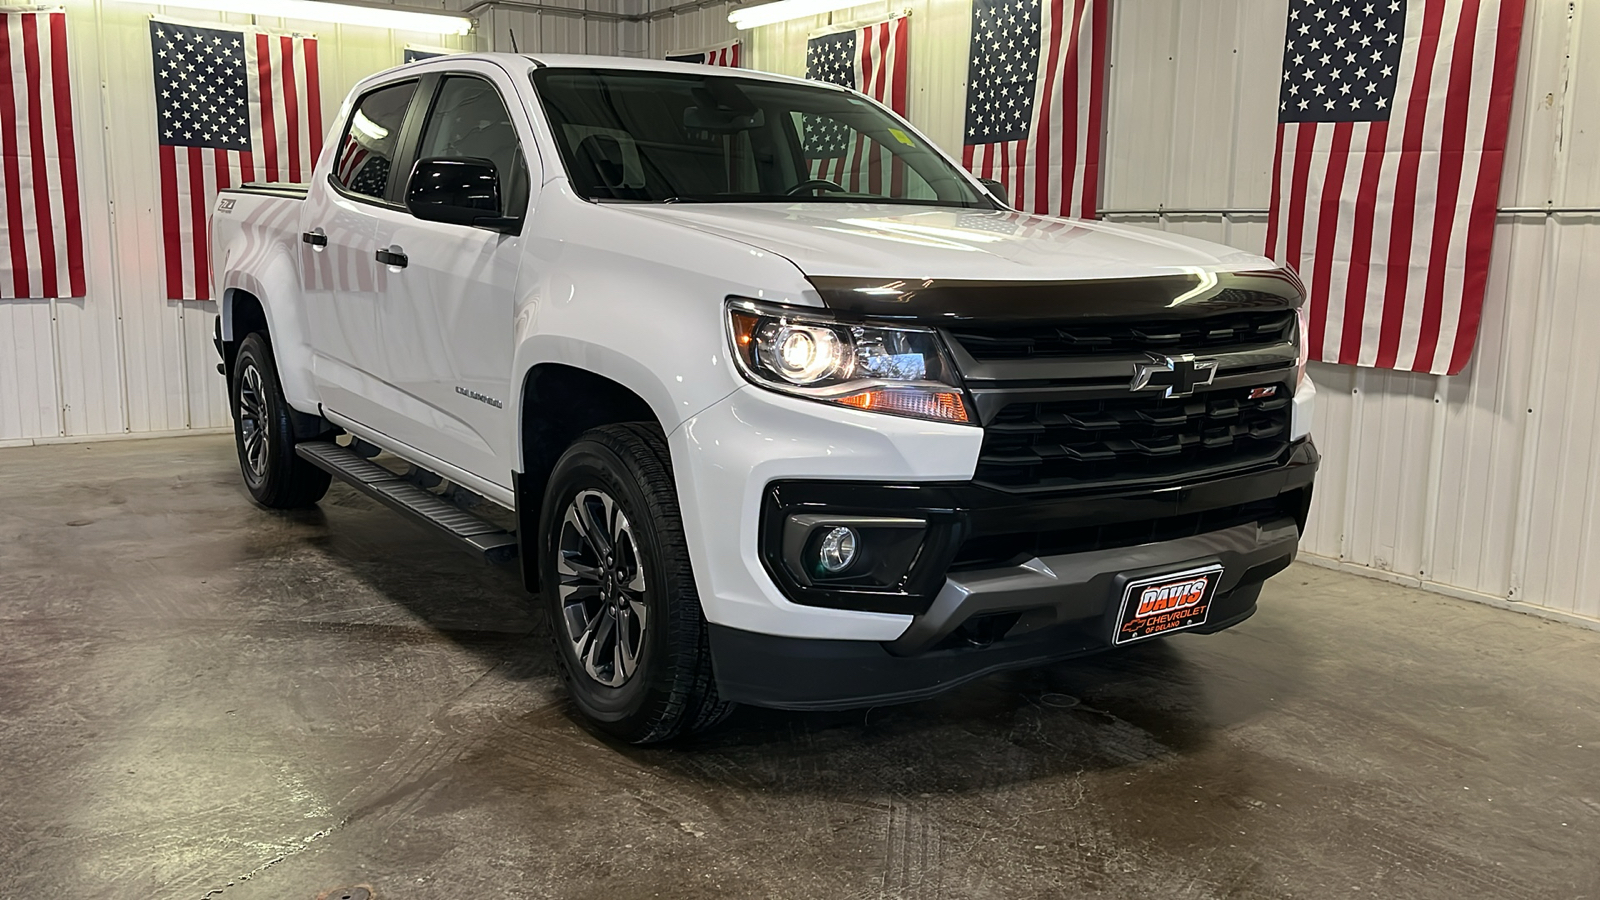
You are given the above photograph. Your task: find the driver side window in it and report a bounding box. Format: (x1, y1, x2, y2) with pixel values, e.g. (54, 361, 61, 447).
(416, 76, 531, 217)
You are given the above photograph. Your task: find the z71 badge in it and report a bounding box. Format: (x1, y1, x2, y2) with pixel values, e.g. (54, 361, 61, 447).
(1113, 564, 1224, 644)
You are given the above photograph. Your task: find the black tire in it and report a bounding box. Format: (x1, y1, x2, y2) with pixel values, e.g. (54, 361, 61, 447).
(231, 332, 331, 509)
(540, 423, 733, 743)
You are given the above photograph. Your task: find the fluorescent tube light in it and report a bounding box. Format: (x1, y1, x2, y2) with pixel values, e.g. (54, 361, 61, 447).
(728, 0, 862, 29)
(149, 0, 473, 34)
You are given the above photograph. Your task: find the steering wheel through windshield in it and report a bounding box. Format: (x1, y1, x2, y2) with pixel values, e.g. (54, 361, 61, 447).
(786, 178, 848, 197)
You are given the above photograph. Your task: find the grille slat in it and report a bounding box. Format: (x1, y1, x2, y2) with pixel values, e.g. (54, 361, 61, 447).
(948, 309, 1300, 494)
(950, 311, 1295, 360)
(974, 383, 1293, 492)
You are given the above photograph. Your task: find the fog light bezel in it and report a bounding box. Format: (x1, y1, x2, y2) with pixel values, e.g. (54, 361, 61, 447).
(760, 482, 966, 616)
(782, 514, 926, 589)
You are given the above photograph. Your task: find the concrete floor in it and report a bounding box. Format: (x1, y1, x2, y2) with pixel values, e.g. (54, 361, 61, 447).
(1, 435, 1597, 900)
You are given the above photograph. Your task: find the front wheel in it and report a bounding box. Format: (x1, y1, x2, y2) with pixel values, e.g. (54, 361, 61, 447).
(540, 423, 732, 743)
(231, 332, 331, 509)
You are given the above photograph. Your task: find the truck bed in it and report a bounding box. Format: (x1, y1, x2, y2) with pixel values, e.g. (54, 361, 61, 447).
(220, 182, 310, 200)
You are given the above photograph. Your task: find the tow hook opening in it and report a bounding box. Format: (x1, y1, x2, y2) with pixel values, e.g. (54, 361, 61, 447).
(934, 611, 1023, 651)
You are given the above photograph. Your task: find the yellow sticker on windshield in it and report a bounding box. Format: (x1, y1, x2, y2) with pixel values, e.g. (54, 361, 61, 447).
(888, 128, 915, 146)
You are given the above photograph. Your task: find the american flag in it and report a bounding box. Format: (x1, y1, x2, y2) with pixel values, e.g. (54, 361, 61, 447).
(803, 17, 908, 193)
(152, 19, 321, 302)
(0, 10, 85, 299)
(666, 40, 741, 67)
(404, 46, 452, 63)
(1266, 0, 1526, 375)
(962, 0, 1108, 218)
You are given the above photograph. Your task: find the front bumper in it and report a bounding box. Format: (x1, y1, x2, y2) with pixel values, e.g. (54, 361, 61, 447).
(710, 581, 1266, 711)
(670, 378, 1317, 642)
(710, 449, 1314, 710)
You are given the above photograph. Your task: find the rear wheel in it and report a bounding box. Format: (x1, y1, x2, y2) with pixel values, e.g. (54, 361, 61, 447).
(232, 332, 331, 509)
(540, 423, 732, 743)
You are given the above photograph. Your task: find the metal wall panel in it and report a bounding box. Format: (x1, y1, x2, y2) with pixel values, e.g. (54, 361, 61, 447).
(648, 0, 736, 59)
(0, 302, 59, 441)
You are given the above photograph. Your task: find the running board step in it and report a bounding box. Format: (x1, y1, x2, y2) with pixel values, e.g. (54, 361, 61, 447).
(296, 442, 518, 565)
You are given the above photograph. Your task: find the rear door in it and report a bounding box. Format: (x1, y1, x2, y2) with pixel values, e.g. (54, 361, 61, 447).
(300, 78, 418, 424)
(363, 65, 534, 485)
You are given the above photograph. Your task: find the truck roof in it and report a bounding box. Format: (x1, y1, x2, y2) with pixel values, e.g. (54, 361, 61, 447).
(394, 52, 832, 91)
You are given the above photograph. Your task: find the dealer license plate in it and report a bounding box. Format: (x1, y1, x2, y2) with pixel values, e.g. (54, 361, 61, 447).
(1112, 564, 1225, 645)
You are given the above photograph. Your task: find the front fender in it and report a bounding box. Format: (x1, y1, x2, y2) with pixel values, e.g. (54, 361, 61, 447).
(509, 190, 820, 457)
(511, 335, 714, 442)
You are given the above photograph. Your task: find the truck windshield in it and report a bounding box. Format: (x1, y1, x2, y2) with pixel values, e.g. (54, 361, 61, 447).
(531, 68, 993, 208)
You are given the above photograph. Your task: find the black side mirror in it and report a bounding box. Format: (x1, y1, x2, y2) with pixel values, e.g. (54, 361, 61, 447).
(978, 177, 1010, 206)
(406, 157, 517, 232)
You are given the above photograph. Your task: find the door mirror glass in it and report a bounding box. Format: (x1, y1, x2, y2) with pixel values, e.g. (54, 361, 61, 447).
(406, 157, 514, 231)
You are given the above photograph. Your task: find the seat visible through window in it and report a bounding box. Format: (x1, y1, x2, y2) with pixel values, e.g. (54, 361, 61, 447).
(416, 76, 530, 217)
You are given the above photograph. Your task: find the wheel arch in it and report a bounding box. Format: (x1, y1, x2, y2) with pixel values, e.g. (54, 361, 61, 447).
(513, 361, 669, 592)
(219, 285, 330, 440)
(220, 282, 274, 343)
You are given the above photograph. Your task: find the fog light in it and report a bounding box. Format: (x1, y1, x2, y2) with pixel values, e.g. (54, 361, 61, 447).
(817, 526, 859, 574)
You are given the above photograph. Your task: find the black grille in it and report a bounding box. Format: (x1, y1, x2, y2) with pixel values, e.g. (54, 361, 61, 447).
(949, 310, 1294, 360)
(975, 383, 1292, 492)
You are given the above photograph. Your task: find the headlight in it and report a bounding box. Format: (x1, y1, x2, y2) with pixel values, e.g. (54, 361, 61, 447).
(726, 298, 973, 425)
(1294, 305, 1310, 387)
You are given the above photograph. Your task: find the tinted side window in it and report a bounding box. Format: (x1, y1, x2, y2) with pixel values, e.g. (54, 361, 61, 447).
(416, 76, 530, 217)
(332, 81, 416, 200)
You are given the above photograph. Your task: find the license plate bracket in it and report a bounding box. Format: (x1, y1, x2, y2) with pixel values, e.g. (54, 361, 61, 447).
(1112, 563, 1225, 645)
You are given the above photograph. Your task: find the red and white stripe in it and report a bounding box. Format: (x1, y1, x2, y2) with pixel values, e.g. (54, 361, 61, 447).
(160, 24, 321, 302)
(1266, 0, 1525, 375)
(810, 17, 909, 194)
(963, 0, 1107, 219)
(0, 10, 85, 300)
(669, 40, 740, 67)
(707, 41, 740, 67)
(334, 136, 370, 184)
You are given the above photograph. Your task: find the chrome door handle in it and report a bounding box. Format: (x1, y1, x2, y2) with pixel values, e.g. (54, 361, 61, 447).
(302, 230, 327, 248)
(375, 247, 408, 269)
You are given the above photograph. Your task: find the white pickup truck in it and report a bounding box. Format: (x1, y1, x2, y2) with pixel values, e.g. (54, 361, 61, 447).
(210, 53, 1318, 743)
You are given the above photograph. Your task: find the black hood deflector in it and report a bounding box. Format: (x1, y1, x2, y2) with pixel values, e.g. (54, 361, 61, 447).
(807, 268, 1305, 325)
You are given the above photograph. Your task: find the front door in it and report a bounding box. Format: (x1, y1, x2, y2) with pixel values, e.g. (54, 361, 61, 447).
(364, 69, 532, 486)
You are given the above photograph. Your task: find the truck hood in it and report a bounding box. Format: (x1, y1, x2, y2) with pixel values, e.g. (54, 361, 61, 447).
(615, 203, 1274, 281)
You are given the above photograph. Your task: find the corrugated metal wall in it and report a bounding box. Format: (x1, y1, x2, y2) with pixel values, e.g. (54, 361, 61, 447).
(4, 0, 1597, 623)
(479, 0, 644, 58)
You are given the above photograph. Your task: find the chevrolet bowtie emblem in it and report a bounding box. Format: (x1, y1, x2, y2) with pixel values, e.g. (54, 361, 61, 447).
(1130, 354, 1219, 398)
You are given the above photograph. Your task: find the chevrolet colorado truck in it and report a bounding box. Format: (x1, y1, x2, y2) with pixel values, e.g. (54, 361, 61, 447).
(210, 53, 1318, 743)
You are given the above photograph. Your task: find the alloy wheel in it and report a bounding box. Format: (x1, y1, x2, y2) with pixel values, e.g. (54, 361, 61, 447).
(237, 363, 269, 481)
(557, 488, 649, 688)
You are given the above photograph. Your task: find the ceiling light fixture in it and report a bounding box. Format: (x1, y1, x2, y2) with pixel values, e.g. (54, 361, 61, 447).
(147, 0, 473, 34)
(727, 0, 863, 30)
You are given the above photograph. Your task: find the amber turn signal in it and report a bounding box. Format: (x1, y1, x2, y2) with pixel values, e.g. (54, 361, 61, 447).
(837, 389, 970, 424)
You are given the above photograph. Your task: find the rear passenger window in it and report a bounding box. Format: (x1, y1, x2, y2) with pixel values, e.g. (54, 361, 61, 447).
(416, 76, 530, 217)
(332, 81, 417, 200)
